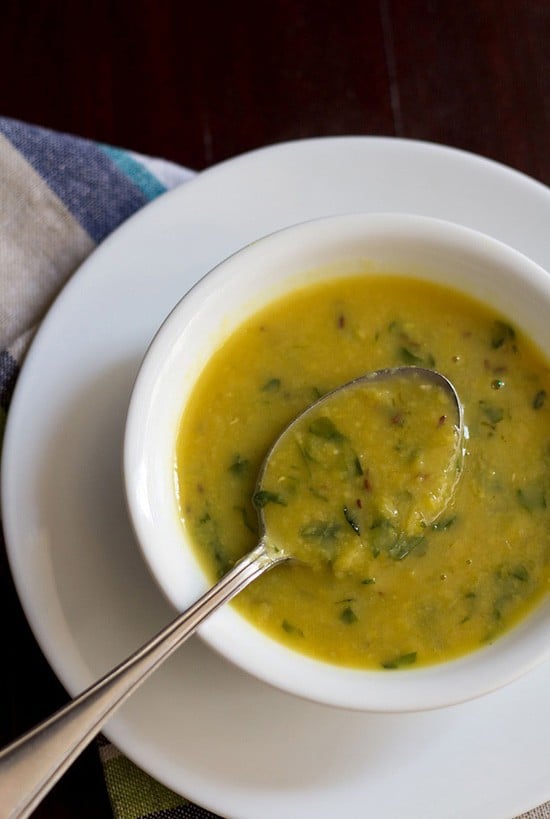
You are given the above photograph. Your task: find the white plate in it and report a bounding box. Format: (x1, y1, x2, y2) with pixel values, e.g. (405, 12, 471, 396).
(3, 137, 550, 819)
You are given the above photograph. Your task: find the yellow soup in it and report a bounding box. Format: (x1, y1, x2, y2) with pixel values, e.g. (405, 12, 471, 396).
(175, 276, 550, 669)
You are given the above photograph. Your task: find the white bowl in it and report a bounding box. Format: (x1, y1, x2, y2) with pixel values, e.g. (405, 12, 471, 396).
(124, 212, 550, 712)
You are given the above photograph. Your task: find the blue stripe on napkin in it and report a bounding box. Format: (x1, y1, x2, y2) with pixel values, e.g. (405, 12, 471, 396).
(0, 117, 150, 243)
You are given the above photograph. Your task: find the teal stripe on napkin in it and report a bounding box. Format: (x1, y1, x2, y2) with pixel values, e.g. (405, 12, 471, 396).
(100, 145, 167, 200)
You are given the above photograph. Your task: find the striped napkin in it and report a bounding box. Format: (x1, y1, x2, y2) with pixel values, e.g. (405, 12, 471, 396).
(0, 116, 219, 819)
(0, 117, 548, 819)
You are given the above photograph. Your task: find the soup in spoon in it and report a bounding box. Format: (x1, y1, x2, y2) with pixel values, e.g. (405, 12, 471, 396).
(257, 367, 463, 574)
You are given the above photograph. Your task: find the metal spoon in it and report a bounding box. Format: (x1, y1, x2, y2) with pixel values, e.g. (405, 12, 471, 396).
(0, 366, 463, 818)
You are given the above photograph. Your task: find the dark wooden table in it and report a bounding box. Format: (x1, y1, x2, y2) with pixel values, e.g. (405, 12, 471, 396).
(1, 1, 549, 816)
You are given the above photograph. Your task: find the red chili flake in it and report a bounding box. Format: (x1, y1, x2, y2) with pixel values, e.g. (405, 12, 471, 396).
(438, 414, 447, 426)
(337, 314, 346, 329)
(196, 483, 204, 494)
(363, 474, 372, 491)
(390, 412, 405, 426)
(356, 498, 363, 508)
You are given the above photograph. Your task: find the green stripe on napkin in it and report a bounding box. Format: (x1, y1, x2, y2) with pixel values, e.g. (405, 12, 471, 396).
(100, 744, 185, 817)
(99, 738, 221, 818)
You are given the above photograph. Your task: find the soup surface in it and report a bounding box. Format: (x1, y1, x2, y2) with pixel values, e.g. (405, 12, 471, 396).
(175, 275, 550, 669)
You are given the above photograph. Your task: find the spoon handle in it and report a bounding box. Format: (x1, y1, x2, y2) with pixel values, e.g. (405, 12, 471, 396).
(0, 541, 275, 819)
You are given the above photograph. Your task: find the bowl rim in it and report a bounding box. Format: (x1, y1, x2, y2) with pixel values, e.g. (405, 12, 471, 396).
(123, 211, 550, 712)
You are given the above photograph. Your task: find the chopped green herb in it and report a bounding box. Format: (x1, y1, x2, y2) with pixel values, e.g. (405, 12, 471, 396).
(282, 620, 304, 637)
(196, 510, 233, 577)
(399, 346, 435, 367)
(308, 416, 345, 441)
(353, 455, 364, 475)
(339, 606, 358, 624)
(510, 564, 529, 582)
(369, 517, 396, 558)
(343, 505, 361, 535)
(405, 445, 421, 463)
(361, 577, 376, 585)
(308, 486, 329, 502)
(533, 390, 547, 410)
(517, 485, 546, 511)
(229, 454, 249, 475)
(234, 505, 257, 533)
(388, 533, 424, 561)
(491, 379, 505, 390)
(261, 377, 281, 392)
(492, 591, 514, 622)
(479, 401, 504, 425)
(382, 651, 417, 669)
(459, 591, 477, 624)
(431, 515, 456, 531)
(300, 521, 341, 542)
(368, 517, 424, 560)
(399, 347, 422, 365)
(253, 489, 287, 508)
(295, 439, 314, 473)
(211, 537, 232, 578)
(491, 320, 516, 349)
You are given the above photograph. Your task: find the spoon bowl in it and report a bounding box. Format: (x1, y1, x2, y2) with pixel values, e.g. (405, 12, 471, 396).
(257, 366, 464, 570)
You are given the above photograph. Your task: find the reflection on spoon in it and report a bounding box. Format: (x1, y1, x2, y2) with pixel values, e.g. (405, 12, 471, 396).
(0, 366, 463, 818)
